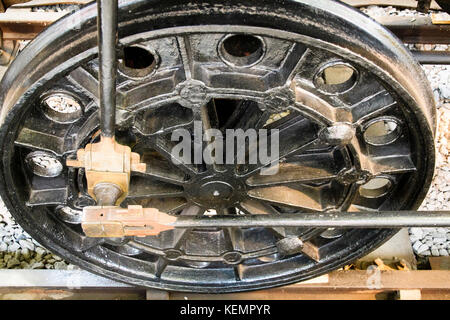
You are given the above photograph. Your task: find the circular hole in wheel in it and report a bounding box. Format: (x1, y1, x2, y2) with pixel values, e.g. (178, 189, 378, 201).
(41, 92, 82, 123)
(359, 177, 392, 198)
(314, 62, 358, 94)
(363, 118, 400, 146)
(219, 34, 265, 67)
(118, 45, 158, 79)
(25, 151, 63, 178)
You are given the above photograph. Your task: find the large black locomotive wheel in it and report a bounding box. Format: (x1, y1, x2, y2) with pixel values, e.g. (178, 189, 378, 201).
(0, 0, 436, 292)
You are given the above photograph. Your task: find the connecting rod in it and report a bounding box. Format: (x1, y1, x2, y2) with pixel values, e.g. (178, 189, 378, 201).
(97, 0, 118, 139)
(82, 206, 450, 237)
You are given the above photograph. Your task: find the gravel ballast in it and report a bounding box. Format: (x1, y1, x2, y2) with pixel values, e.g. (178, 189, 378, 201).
(0, 5, 449, 268)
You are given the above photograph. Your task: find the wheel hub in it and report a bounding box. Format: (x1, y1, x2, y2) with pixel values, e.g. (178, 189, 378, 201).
(184, 175, 246, 209)
(197, 181, 235, 207)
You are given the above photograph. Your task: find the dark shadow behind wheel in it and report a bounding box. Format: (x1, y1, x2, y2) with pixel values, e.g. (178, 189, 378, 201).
(436, 0, 450, 13)
(0, 0, 435, 292)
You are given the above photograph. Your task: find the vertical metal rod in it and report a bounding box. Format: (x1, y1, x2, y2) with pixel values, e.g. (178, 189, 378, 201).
(97, 0, 118, 138)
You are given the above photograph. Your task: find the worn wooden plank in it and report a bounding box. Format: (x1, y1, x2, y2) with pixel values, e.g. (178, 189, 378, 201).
(0, 269, 448, 299)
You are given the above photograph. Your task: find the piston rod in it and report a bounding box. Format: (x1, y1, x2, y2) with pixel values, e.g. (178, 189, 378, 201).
(172, 211, 450, 229)
(97, 0, 118, 138)
(82, 207, 450, 238)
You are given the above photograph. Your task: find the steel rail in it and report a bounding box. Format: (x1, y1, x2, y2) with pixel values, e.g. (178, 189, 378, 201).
(171, 211, 450, 229)
(412, 50, 450, 64)
(96, 0, 117, 138)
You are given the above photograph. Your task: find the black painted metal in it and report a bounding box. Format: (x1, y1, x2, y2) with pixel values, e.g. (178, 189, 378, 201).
(97, 0, 118, 138)
(436, 0, 450, 13)
(382, 16, 450, 44)
(0, 0, 437, 293)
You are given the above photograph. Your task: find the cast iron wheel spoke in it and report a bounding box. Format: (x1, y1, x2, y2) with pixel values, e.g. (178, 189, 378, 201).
(247, 186, 325, 212)
(239, 199, 279, 215)
(349, 136, 417, 176)
(292, 85, 350, 125)
(220, 100, 271, 131)
(16, 127, 68, 156)
(153, 257, 169, 277)
(14, 108, 84, 156)
(147, 136, 200, 175)
(67, 66, 100, 103)
(197, 100, 223, 172)
(132, 155, 187, 186)
(350, 90, 398, 124)
(246, 153, 340, 187)
(127, 178, 185, 200)
(27, 186, 69, 207)
(240, 113, 321, 178)
(133, 103, 195, 137)
(292, 71, 399, 126)
(223, 227, 246, 253)
(280, 43, 310, 84)
(176, 35, 195, 80)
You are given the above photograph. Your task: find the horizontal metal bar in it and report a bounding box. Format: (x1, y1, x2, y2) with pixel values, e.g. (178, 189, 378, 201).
(412, 50, 450, 64)
(173, 211, 450, 229)
(376, 15, 450, 44)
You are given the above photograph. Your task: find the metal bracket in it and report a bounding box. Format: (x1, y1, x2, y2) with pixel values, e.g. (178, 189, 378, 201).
(82, 205, 176, 237)
(66, 136, 146, 205)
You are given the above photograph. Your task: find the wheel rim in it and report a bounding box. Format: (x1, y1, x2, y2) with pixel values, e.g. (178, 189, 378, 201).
(0, 0, 435, 292)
